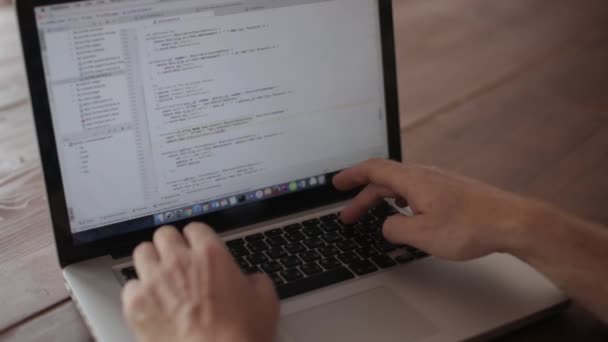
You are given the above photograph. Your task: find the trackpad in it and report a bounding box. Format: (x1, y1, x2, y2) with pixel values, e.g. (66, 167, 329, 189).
(279, 287, 438, 342)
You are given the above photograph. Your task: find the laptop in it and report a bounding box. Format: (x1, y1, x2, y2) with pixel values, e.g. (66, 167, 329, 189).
(16, 0, 567, 341)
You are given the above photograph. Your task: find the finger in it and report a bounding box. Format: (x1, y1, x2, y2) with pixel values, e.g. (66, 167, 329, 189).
(183, 222, 225, 252)
(382, 214, 434, 250)
(340, 184, 395, 224)
(121, 279, 141, 317)
(121, 280, 160, 328)
(153, 226, 189, 263)
(333, 159, 413, 196)
(132, 242, 160, 282)
(183, 222, 234, 298)
(197, 238, 241, 300)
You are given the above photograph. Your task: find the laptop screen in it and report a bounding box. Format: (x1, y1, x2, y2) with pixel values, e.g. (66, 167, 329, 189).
(34, 0, 389, 243)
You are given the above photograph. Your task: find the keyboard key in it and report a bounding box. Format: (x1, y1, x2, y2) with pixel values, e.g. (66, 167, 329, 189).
(375, 241, 397, 253)
(121, 267, 137, 280)
(302, 218, 321, 226)
(236, 257, 250, 269)
(321, 232, 343, 244)
(269, 272, 285, 287)
(371, 202, 393, 215)
(247, 240, 269, 253)
(339, 225, 360, 239)
(394, 252, 415, 264)
(247, 253, 268, 265)
(302, 226, 323, 238)
(266, 235, 287, 248)
(280, 268, 305, 282)
(371, 254, 397, 269)
(285, 231, 306, 242)
(229, 245, 250, 258)
(371, 232, 385, 242)
(318, 245, 340, 257)
(336, 240, 358, 252)
(413, 250, 429, 258)
(299, 250, 322, 263)
(355, 223, 374, 234)
(406, 246, 429, 258)
(276, 267, 355, 299)
(372, 202, 399, 218)
(264, 228, 284, 237)
(354, 235, 375, 247)
(320, 221, 341, 232)
(337, 252, 361, 265)
(280, 255, 303, 268)
(370, 223, 382, 232)
(301, 263, 323, 276)
(261, 261, 284, 273)
(284, 242, 306, 254)
(245, 233, 265, 242)
(266, 247, 288, 260)
(226, 238, 245, 248)
(359, 213, 377, 225)
(366, 211, 379, 220)
(415, 250, 430, 259)
(303, 237, 325, 249)
(319, 257, 342, 270)
(243, 265, 260, 274)
(349, 260, 379, 276)
(284, 223, 302, 233)
(355, 247, 379, 259)
(320, 213, 338, 222)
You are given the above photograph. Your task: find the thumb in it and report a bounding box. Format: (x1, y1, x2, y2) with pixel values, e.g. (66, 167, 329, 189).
(382, 214, 434, 250)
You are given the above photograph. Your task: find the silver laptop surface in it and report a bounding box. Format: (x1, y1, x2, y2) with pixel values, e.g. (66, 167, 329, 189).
(21, 0, 566, 341)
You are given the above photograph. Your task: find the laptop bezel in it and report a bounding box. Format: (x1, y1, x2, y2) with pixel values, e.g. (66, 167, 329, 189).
(16, 0, 402, 268)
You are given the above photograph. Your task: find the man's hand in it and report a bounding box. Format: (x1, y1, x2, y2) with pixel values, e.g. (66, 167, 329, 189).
(121, 223, 279, 342)
(334, 159, 543, 261)
(335, 159, 608, 322)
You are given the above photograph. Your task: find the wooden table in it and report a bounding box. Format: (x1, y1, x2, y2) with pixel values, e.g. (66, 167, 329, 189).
(1, 0, 608, 340)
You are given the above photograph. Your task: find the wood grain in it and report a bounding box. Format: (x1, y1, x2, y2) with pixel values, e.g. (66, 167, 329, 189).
(403, 27, 608, 222)
(395, 0, 608, 127)
(0, 7, 69, 332)
(1, 301, 92, 342)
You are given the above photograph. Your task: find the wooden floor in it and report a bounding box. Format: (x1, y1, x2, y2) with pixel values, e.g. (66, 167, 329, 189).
(1, 0, 608, 340)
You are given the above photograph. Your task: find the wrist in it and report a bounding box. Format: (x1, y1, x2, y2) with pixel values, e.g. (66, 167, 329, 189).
(493, 198, 556, 259)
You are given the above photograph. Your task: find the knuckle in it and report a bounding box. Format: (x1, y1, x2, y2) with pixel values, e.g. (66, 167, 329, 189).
(201, 240, 225, 259)
(365, 157, 388, 169)
(159, 266, 180, 281)
(163, 256, 183, 271)
(154, 226, 176, 240)
(184, 221, 209, 234)
(420, 165, 440, 178)
(123, 285, 148, 313)
(381, 221, 396, 239)
(133, 242, 153, 259)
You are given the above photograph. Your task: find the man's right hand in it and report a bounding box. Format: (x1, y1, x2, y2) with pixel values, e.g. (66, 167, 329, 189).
(334, 159, 608, 323)
(333, 159, 543, 261)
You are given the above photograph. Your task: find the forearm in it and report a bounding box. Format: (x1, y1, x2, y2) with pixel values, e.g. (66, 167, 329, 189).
(506, 201, 608, 322)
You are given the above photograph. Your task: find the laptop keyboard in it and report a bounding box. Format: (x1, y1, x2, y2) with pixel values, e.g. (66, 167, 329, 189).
(120, 202, 429, 299)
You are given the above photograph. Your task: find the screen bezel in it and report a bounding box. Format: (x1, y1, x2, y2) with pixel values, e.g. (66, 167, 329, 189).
(16, 0, 402, 268)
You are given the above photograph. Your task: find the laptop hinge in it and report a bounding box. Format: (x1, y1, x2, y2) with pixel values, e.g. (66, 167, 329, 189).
(109, 244, 137, 260)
